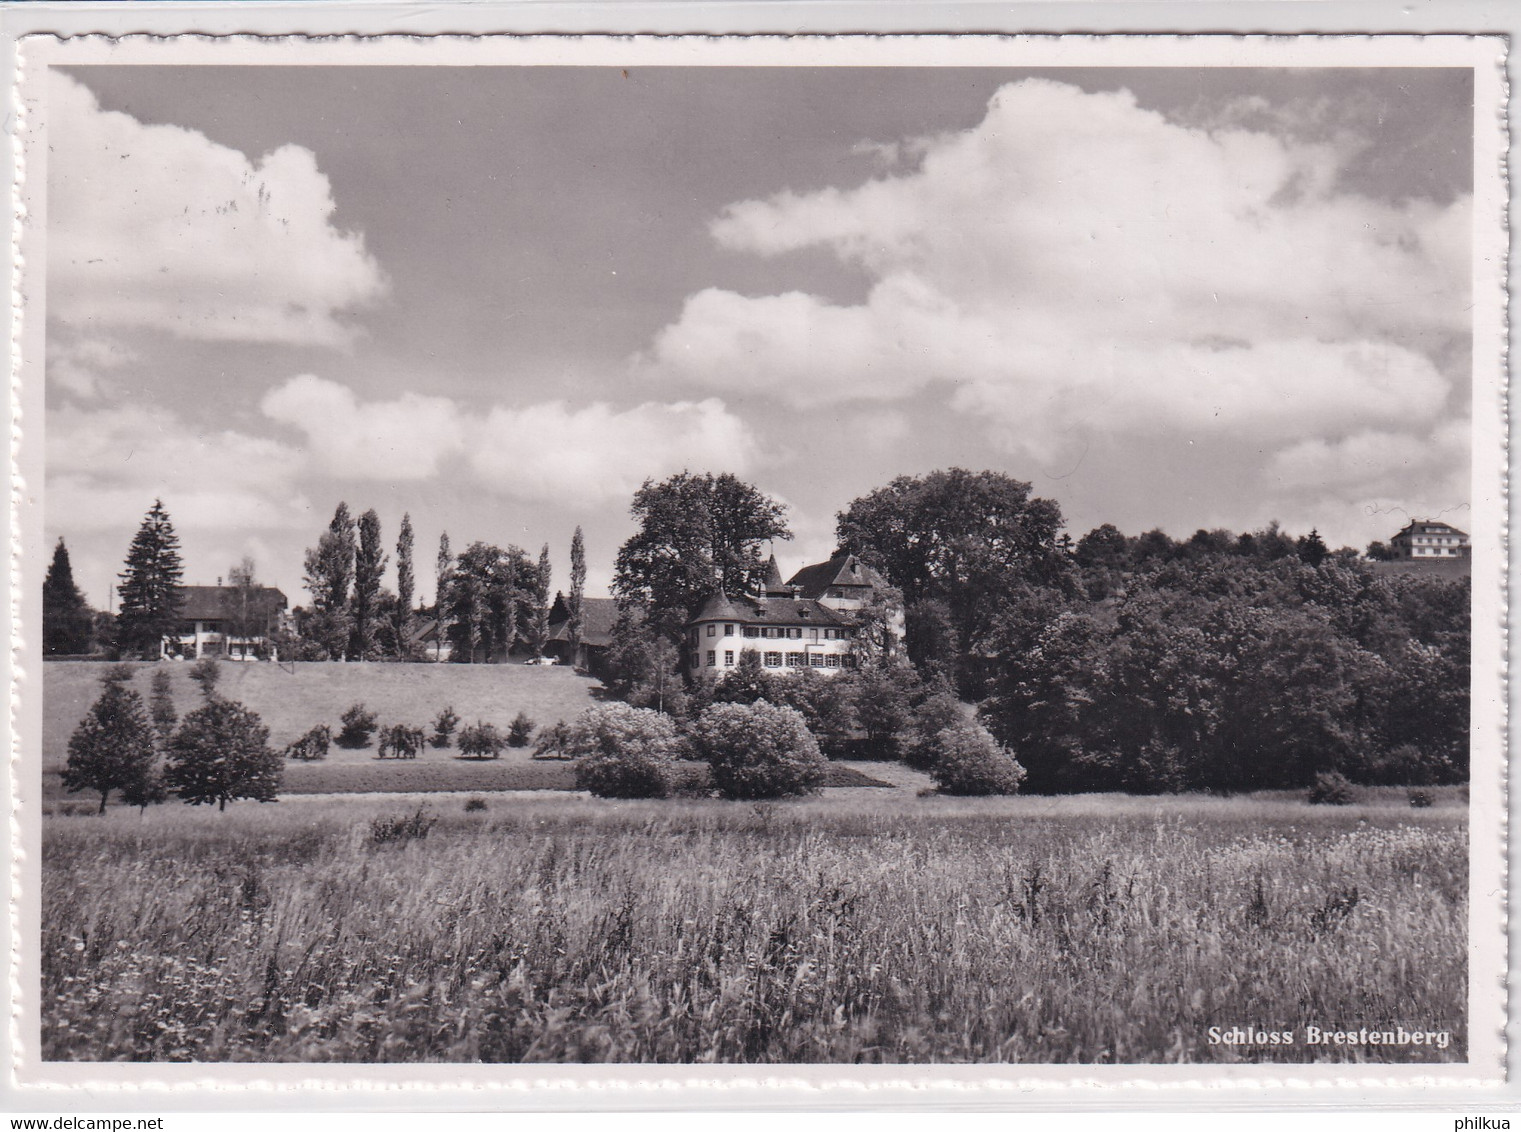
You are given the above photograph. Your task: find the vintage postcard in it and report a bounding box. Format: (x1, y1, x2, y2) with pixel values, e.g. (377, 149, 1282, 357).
(5, 25, 1509, 1109)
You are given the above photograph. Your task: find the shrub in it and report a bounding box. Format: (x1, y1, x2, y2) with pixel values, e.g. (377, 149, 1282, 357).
(903, 681, 964, 770)
(507, 711, 535, 748)
(464, 797, 488, 813)
(149, 668, 177, 747)
(690, 700, 827, 801)
(568, 703, 683, 799)
(284, 724, 332, 761)
(336, 703, 379, 749)
(1308, 770, 1356, 806)
(532, 720, 574, 760)
(457, 722, 506, 760)
(926, 721, 1027, 796)
(1409, 790, 1434, 809)
(187, 657, 221, 701)
(370, 806, 437, 844)
(165, 698, 282, 811)
(667, 762, 713, 799)
(431, 706, 460, 749)
(378, 724, 426, 760)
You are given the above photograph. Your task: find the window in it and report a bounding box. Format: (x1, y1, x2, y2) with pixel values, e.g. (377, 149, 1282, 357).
(824, 629, 836, 640)
(825, 655, 840, 668)
(707, 624, 716, 637)
(724, 651, 734, 666)
(764, 652, 782, 667)
(809, 654, 824, 667)
(706, 650, 716, 667)
(809, 628, 819, 642)
(724, 624, 735, 636)
(843, 655, 858, 668)
(787, 628, 802, 640)
(743, 626, 760, 638)
(787, 652, 803, 667)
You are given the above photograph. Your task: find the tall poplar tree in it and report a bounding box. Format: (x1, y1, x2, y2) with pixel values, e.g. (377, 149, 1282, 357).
(43, 537, 94, 655)
(351, 508, 387, 660)
(394, 512, 416, 657)
(435, 532, 453, 661)
(568, 526, 587, 666)
(302, 503, 356, 659)
(116, 500, 184, 659)
(529, 543, 553, 657)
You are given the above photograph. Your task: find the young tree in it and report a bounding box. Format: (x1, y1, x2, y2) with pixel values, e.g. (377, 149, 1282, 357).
(302, 503, 356, 659)
(149, 667, 177, 747)
(613, 472, 790, 641)
(567, 526, 587, 666)
(529, 543, 552, 657)
(435, 532, 453, 661)
(394, 512, 416, 656)
(166, 697, 282, 811)
(116, 500, 184, 659)
(62, 667, 159, 813)
(227, 556, 258, 659)
(43, 538, 95, 656)
(351, 509, 387, 660)
(187, 656, 221, 702)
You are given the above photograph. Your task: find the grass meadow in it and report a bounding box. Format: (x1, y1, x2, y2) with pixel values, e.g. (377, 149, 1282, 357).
(41, 791, 1467, 1064)
(42, 661, 606, 799)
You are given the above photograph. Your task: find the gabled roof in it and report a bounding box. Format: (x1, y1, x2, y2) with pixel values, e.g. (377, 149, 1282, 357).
(546, 596, 622, 648)
(785, 553, 884, 599)
(689, 593, 848, 628)
(1393, 520, 1469, 539)
(176, 585, 287, 622)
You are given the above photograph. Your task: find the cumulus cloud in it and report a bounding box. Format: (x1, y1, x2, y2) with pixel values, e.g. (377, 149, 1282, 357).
(639, 78, 1470, 475)
(257, 375, 757, 506)
(48, 73, 386, 347)
(46, 403, 311, 533)
(260, 374, 465, 480)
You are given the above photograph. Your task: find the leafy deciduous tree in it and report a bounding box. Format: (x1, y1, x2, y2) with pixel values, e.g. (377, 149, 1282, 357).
(352, 509, 387, 660)
(63, 667, 159, 813)
(166, 698, 282, 811)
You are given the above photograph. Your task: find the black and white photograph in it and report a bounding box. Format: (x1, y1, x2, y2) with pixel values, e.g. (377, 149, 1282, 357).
(9, 29, 1506, 1094)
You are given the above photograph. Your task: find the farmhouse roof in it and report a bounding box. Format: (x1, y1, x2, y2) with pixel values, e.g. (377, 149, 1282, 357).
(546, 595, 622, 648)
(785, 553, 884, 598)
(176, 585, 287, 622)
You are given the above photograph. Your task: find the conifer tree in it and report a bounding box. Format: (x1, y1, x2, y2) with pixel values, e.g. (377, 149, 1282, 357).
(116, 500, 184, 659)
(43, 537, 94, 655)
(394, 512, 415, 656)
(352, 508, 387, 659)
(62, 666, 159, 813)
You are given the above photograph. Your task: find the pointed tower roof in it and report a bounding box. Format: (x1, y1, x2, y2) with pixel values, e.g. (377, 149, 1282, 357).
(761, 554, 785, 592)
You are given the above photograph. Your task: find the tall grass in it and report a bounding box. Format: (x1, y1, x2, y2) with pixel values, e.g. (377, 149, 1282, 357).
(42, 796, 1466, 1063)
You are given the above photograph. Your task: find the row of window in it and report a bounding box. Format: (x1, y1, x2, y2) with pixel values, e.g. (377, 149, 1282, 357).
(704, 650, 857, 669)
(699, 623, 852, 641)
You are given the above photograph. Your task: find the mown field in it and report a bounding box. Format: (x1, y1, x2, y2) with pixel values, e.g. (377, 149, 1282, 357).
(42, 661, 606, 799)
(41, 792, 1467, 1064)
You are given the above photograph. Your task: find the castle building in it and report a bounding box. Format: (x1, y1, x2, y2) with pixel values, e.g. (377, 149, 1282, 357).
(685, 552, 901, 676)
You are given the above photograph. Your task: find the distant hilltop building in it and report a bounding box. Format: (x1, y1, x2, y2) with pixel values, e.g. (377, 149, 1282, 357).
(1389, 519, 1470, 561)
(686, 552, 903, 676)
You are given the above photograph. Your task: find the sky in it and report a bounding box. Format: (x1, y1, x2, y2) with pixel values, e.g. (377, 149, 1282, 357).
(44, 65, 1474, 610)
